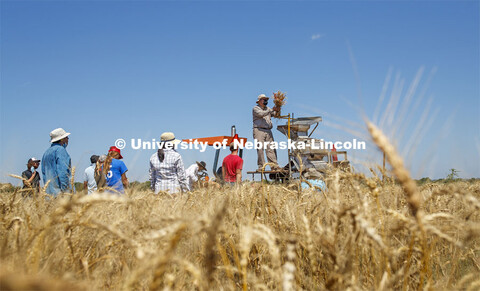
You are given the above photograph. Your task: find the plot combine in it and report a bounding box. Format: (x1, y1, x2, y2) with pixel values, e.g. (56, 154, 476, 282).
(184, 92, 350, 183)
(184, 119, 350, 183)
(247, 113, 350, 182)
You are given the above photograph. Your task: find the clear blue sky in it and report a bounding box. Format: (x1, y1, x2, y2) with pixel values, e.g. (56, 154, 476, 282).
(1, 1, 479, 185)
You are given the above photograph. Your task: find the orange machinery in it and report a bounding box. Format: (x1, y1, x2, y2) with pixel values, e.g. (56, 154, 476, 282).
(182, 126, 247, 179)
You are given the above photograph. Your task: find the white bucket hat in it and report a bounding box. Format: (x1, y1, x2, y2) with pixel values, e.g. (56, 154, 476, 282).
(160, 132, 181, 145)
(50, 128, 71, 143)
(257, 94, 269, 102)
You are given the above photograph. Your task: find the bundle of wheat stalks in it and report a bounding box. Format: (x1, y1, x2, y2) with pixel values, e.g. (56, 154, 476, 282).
(273, 90, 286, 117)
(1, 123, 479, 290)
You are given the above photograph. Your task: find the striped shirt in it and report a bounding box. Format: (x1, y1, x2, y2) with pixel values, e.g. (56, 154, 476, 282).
(149, 149, 188, 194)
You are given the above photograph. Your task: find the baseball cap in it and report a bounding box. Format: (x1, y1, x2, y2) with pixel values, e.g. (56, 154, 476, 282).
(28, 157, 41, 164)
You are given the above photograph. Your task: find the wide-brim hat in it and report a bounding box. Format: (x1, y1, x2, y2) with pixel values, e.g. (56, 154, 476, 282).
(196, 161, 207, 171)
(50, 128, 71, 143)
(257, 94, 269, 102)
(108, 146, 123, 159)
(160, 132, 181, 145)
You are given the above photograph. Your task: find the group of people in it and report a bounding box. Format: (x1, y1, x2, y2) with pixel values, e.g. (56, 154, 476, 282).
(21, 94, 281, 196)
(22, 129, 213, 196)
(81, 146, 129, 194)
(21, 129, 245, 196)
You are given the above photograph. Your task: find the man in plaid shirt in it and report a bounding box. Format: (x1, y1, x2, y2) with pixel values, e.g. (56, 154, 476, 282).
(149, 132, 188, 194)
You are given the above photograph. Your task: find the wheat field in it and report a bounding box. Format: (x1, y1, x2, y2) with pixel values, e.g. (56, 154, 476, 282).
(1, 122, 480, 290)
(1, 169, 479, 290)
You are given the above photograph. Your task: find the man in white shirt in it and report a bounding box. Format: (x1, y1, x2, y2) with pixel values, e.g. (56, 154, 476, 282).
(84, 155, 99, 194)
(185, 161, 206, 191)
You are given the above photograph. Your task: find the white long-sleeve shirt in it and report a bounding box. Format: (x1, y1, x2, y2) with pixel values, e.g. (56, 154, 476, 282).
(185, 164, 200, 191)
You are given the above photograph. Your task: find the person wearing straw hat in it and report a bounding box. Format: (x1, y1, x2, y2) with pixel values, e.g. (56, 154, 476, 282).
(149, 132, 188, 195)
(103, 146, 129, 194)
(253, 94, 280, 171)
(185, 161, 207, 191)
(22, 157, 41, 192)
(41, 128, 72, 195)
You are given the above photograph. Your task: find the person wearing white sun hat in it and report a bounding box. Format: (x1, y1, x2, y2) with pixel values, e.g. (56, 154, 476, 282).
(149, 132, 188, 195)
(41, 128, 72, 196)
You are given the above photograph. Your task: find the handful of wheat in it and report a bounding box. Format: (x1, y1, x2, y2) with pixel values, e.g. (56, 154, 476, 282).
(273, 90, 286, 118)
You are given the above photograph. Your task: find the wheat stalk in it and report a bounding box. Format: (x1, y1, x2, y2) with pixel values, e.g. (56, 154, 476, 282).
(367, 121, 422, 219)
(282, 239, 297, 291)
(203, 199, 228, 289)
(70, 166, 76, 193)
(149, 223, 186, 290)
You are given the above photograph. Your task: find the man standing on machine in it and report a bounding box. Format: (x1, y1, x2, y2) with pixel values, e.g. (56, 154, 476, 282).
(252, 94, 280, 171)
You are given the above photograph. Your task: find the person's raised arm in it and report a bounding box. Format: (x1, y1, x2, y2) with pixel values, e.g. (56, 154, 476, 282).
(22, 171, 33, 187)
(252, 106, 273, 118)
(23, 171, 35, 185)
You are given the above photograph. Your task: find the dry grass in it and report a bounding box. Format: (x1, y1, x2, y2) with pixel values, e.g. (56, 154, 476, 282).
(1, 172, 479, 290)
